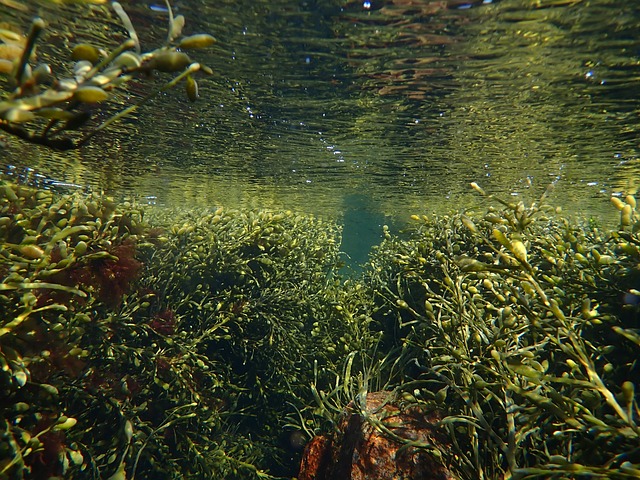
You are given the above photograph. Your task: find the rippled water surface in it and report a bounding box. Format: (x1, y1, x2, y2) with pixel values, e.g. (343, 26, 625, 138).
(2, 0, 640, 222)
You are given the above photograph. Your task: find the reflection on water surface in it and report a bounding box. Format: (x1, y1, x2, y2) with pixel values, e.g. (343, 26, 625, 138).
(1, 0, 640, 221)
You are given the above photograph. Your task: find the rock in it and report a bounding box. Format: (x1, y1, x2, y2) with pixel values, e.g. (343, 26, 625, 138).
(298, 391, 454, 480)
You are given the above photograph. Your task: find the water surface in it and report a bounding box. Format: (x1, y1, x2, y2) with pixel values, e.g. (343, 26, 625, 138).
(2, 0, 640, 222)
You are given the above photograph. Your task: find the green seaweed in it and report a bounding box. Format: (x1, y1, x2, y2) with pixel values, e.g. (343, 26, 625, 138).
(0, 1, 214, 150)
(1, 178, 639, 479)
(315, 183, 640, 479)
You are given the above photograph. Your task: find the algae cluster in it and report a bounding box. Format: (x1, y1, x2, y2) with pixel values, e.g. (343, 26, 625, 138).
(311, 184, 640, 479)
(0, 177, 638, 479)
(0, 179, 372, 479)
(0, 1, 214, 150)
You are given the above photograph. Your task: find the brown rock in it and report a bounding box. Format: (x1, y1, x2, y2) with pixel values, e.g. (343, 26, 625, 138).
(298, 391, 454, 480)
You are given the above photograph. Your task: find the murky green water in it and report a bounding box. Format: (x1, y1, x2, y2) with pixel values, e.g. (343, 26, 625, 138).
(2, 0, 640, 221)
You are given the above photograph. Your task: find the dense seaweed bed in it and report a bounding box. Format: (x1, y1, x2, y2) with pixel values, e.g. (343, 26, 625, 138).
(0, 179, 638, 479)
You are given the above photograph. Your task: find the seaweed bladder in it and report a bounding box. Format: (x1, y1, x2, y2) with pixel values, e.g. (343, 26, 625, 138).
(0, 1, 215, 150)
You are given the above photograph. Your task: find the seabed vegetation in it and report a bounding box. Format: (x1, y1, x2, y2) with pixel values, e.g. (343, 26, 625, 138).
(0, 178, 373, 479)
(353, 183, 640, 479)
(0, 176, 638, 479)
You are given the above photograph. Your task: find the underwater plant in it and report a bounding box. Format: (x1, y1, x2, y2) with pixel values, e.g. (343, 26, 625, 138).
(137, 207, 377, 476)
(0, 180, 148, 478)
(5, 173, 637, 479)
(314, 183, 640, 479)
(67, 239, 142, 306)
(0, 179, 371, 479)
(0, 0, 215, 150)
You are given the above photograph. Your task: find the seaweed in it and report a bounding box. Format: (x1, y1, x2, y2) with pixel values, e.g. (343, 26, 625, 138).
(1, 178, 639, 479)
(0, 1, 214, 150)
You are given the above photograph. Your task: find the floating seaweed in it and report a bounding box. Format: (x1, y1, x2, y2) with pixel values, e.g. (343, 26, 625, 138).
(0, 1, 215, 150)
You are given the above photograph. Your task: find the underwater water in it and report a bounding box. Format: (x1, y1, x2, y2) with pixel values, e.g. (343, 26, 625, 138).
(2, 1, 640, 479)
